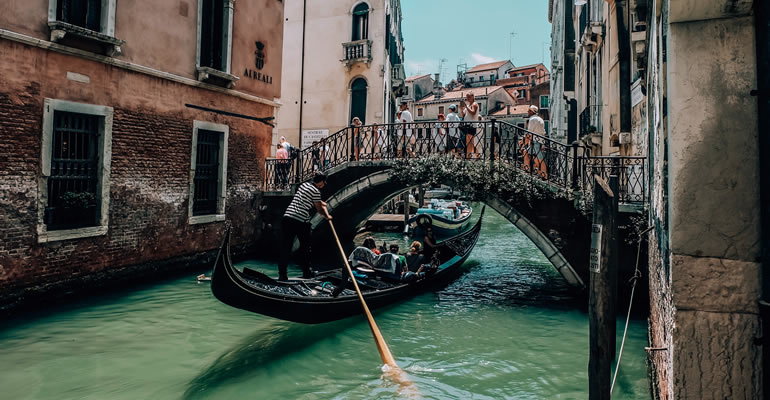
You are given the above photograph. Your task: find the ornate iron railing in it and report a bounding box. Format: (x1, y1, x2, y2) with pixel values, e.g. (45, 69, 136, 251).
(263, 120, 648, 205)
(582, 156, 647, 203)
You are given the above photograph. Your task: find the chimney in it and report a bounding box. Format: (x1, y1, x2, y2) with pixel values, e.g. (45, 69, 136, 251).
(507, 104, 511, 114)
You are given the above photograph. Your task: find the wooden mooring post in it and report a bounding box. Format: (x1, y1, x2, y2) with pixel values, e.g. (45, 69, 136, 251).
(402, 191, 410, 233)
(588, 175, 618, 400)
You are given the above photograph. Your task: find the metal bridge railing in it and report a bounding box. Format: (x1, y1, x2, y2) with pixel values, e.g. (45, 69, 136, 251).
(264, 120, 648, 205)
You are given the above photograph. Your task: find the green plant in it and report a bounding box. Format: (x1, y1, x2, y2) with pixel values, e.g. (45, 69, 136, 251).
(389, 155, 569, 208)
(59, 191, 97, 209)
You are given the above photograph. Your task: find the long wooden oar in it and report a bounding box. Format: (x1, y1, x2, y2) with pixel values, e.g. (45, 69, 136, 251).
(328, 220, 398, 366)
(328, 221, 419, 397)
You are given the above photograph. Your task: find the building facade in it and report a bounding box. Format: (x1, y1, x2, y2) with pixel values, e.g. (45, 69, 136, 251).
(413, 86, 517, 122)
(460, 60, 515, 88)
(645, 0, 764, 397)
(0, 0, 284, 312)
(275, 0, 405, 150)
(551, 0, 766, 397)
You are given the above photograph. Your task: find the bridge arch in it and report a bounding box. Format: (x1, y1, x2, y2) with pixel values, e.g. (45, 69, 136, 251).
(309, 164, 585, 288)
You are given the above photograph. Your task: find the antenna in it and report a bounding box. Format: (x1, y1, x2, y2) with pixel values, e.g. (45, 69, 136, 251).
(438, 58, 448, 82)
(508, 31, 517, 63)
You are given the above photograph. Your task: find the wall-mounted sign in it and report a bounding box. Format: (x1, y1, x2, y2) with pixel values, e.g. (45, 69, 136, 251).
(631, 78, 644, 107)
(589, 224, 603, 273)
(244, 41, 273, 84)
(301, 129, 329, 149)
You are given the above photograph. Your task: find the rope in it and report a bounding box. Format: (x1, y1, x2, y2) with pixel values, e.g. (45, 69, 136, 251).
(610, 226, 650, 396)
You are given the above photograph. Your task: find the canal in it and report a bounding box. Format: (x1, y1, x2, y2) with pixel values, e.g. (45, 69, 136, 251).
(0, 208, 650, 399)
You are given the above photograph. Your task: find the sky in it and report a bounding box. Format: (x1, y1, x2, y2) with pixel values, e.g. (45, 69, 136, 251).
(400, 0, 552, 82)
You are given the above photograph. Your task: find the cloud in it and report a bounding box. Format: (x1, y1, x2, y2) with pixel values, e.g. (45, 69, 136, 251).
(470, 53, 496, 65)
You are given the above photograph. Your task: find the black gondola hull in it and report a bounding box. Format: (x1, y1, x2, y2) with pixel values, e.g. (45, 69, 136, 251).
(210, 208, 484, 324)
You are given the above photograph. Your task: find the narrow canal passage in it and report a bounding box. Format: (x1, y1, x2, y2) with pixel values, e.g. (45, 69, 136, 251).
(0, 208, 650, 399)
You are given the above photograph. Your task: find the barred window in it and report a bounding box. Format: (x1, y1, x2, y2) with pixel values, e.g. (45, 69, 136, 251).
(45, 111, 100, 230)
(189, 121, 228, 224)
(39, 99, 113, 243)
(193, 130, 221, 216)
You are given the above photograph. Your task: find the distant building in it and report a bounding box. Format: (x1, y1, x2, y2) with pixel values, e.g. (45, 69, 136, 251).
(413, 86, 516, 121)
(402, 73, 435, 114)
(275, 0, 406, 150)
(460, 60, 514, 88)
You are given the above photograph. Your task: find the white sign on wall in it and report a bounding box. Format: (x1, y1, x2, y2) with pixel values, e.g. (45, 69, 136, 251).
(631, 78, 645, 107)
(301, 129, 329, 149)
(590, 224, 603, 273)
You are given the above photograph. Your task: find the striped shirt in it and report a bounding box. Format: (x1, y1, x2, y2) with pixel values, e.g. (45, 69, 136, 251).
(284, 182, 322, 222)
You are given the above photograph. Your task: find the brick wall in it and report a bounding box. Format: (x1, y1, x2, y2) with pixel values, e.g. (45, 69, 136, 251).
(0, 41, 273, 313)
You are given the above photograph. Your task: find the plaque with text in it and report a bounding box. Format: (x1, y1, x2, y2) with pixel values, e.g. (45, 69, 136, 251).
(590, 224, 603, 273)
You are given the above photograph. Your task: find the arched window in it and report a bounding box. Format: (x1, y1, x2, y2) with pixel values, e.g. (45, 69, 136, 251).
(350, 78, 367, 124)
(352, 3, 369, 41)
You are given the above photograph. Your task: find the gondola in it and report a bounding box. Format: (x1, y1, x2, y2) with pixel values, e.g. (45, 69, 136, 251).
(409, 200, 473, 239)
(210, 207, 484, 324)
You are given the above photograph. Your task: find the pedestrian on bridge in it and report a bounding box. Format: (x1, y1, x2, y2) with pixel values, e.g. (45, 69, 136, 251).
(446, 104, 463, 158)
(527, 105, 548, 179)
(279, 173, 332, 281)
(399, 103, 415, 158)
(460, 93, 481, 159)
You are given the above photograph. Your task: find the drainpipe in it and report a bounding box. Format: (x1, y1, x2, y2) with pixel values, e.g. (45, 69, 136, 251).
(754, 0, 770, 397)
(298, 0, 307, 148)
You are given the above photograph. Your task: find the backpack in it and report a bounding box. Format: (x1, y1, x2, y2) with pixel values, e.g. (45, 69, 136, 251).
(287, 144, 299, 159)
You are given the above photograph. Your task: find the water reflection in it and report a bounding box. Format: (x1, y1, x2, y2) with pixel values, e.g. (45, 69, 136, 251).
(184, 318, 358, 399)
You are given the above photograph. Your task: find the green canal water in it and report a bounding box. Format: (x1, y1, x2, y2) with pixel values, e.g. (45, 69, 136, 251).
(0, 208, 650, 399)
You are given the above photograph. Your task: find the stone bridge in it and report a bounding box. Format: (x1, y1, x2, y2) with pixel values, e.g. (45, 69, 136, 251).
(260, 120, 648, 290)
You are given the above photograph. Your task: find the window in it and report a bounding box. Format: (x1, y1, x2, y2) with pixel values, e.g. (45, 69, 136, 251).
(39, 99, 113, 243)
(48, 0, 121, 55)
(196, 0, 236, 85)
(490, 74, 496, 81)
(479, 76, 485, 81)
(438, 106, 444, 115)
(49, 0, 116, 34)
(519, 89, 527, 99)
(417, 108, 424, 117)
(352, 3, 369, 41)
(545, 120, 550, 133)
(189, 121, 229, 224)
(540, 95, 550, 110)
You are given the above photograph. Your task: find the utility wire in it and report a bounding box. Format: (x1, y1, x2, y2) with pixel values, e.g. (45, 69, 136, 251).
(610, 225, 652, 396)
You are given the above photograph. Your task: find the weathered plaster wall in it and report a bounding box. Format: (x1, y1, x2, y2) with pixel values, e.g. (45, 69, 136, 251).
(655, 2, 763, 397)
(1, 0, 284, 101)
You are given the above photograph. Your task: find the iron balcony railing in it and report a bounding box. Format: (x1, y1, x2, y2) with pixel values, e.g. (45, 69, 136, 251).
(263, 120, 648, 205)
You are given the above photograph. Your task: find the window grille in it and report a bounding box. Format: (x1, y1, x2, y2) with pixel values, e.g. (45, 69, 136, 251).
(57, 0, 102, 31)
(193, 130, 221, 215)
(45, 111, 100, 230)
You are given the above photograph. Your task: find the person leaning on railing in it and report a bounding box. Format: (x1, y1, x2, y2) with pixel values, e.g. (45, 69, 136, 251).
(526, 105, 548, 179)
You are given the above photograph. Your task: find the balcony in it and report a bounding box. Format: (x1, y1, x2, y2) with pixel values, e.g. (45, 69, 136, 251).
(341, 40, 372, 68)
(391, 63, 406, 95)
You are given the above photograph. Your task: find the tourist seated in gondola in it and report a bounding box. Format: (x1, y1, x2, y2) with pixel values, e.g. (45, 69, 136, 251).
(363, 237, 381, 255)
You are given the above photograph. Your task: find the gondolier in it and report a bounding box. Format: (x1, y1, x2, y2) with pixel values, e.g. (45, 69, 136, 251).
(279, 173, 332, 281)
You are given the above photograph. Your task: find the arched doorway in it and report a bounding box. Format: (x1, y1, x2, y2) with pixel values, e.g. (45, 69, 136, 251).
(350, 78, 367, 124)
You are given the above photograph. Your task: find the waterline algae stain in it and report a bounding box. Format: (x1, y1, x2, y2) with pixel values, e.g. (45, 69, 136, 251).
(0, 208, 649, 399)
